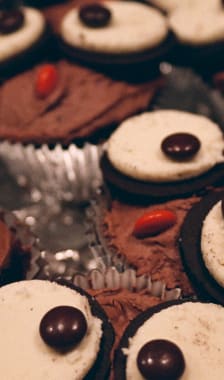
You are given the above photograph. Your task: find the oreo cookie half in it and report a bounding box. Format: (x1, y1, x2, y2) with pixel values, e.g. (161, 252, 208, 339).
(101, 152, 224, 202)
(0, 24, 51, 79)
(55, 279, 115, 380)
(58, 31, 174, 66)
(114, 299, 201, 379)
(179, 190, 224, 305)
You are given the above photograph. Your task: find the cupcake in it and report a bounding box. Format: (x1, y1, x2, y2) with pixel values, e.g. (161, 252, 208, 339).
(72, 267, 180, 380)
(88, 192, 200, 296)
(101, 110, 224, 200)
(0, 279, 114, 379)
(84, 267, 180, 353)
(0, 60, 162, 144)
(56, 0, 173, 76)
(0, 0, 49, 76)
(180, 189, 224, 305)
(114, 300, 224, 379)
(0, 209, 36, 285)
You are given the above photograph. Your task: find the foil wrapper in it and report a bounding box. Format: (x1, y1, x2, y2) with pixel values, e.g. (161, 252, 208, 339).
(0, 142, 104, 275)
(73, 267, 181, 301)
(0, 142, 102, 203)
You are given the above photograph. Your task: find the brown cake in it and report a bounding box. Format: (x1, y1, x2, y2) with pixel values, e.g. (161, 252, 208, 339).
(88, 287, 164, 352)
(0, 60, 162, 144)
(97, 196, 201, 296)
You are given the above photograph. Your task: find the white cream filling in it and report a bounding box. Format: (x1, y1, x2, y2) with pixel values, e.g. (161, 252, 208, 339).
(107, 110, 224, 183)
(124, 302, 224, 380)
(201, 200, 224, 287)
(0, 280, 102, 380)
(61, 1, 168, 54)
(0, 7, 45, 63)
(169, 7, 224, 45)
(147, 0, 222, 13)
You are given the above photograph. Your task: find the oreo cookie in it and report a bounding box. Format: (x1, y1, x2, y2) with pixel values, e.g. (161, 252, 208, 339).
(58, 32, 175, 70)
(114, 299, 202, 379)
(179, 190, 224, 305)
(58, 1, 175, 80)
(0, 24, 51, 79)
(53, 279, 115, 380)
(101, 152, 224, 202)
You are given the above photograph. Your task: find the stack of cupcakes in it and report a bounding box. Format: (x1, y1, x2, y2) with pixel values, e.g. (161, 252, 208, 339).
(1, 0, 224, 379)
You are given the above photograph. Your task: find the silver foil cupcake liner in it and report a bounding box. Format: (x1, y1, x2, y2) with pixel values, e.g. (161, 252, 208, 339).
(34, 248, 180, 299)
(0, 209, 41, 280)
(0, 141, 104, 274)
(0, 141, 102, 203)
(73, 267, 181, 301)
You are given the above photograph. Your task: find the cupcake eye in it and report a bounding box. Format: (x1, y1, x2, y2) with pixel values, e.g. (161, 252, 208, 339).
(79, 3, 112, 28)
(137, 339, 185, 380)
(161, 133, 201, 160)
(0, 8, 24, 34)
(39, 306, 87, 349)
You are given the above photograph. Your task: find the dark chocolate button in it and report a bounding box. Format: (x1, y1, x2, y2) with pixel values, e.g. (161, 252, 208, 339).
(0, 9, 24, 34)
(79, 3, 111, 28)
(137, 339, 185, 380)
(161, 133, 201, 160)
(39, 306, 87, 349)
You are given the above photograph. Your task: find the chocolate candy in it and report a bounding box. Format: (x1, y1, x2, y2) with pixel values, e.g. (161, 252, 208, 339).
(133, 209, 177, 238)
(79, 3, 111, 28)
(39, 306, 87, 349)
(161, 133, 200, 160)
(0, 9, 24, 34)
(137, 339, 185, 380)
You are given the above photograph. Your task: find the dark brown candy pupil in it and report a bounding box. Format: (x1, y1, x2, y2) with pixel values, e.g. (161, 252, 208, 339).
(0, 9, 24, 34)
(39, 306, 87, 349)
(137, 339, 185, 380)
(161, 133, 201, 160)
(79, 3, 111, 28)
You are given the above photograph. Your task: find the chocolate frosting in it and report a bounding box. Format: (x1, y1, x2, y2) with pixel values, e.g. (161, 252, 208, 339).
(88, 287, 162, 353)
(0, 60, 161, 144)
(102, 197, 201, 296)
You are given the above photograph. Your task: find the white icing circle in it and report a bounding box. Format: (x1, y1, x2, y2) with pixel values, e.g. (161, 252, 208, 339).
(61, 1, 168, 54)
(148, 0, 222, 13)
(107, 110, 224, 183)
(0, 280, 102, 380)
(0, 7, 45, 63)
(169, 7, 224, 45)
(201, 200, 224, 287)
(124, 302, 224, 380)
